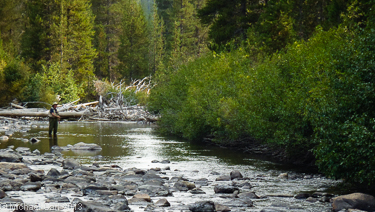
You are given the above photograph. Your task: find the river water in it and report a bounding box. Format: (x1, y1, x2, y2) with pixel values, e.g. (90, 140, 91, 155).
(1, 121, 341, 211)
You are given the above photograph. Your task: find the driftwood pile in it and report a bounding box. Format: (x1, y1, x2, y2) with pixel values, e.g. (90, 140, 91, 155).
(0, 77, 158, 123)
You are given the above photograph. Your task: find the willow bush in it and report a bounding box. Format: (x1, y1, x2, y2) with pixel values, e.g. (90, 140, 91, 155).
(149, 26, 375, 184)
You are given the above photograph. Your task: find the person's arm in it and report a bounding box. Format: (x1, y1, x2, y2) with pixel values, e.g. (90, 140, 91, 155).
(51, 109, 61, 119)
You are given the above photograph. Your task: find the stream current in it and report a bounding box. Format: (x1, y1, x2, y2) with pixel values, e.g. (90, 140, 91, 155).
(0, 121, 341, 211)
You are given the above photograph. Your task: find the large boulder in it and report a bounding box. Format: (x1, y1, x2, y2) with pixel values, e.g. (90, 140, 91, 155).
(332, 193, 375, 212)
(0, 152, 22, 162)
(71, 142, 102, 151)
(214, 185, 239, 194)
(230, 170, 243, 180)
(189, 201, 216, 212)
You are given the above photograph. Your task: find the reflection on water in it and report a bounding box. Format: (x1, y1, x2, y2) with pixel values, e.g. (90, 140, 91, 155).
(1, 121, 317, 173)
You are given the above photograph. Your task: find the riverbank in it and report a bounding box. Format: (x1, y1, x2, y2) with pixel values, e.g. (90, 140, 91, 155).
(202, 136, 316, 168)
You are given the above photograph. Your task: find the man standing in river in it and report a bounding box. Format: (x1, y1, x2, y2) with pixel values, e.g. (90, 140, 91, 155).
(49, 102, 61, 136)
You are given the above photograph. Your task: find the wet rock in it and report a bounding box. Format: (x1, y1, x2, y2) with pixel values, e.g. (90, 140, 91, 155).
(232, 181, 251, 189)
(230, 170, 243, 180)
(46, 168, 60, 178)
(306, 197, 318, 202)
(278, 173, 288, 179)
(332, 193, 375, 212)
(223, 198, 253, 207)
(0, 152, 22, 162)
(82, 185, 109, 196)
(134, 193, 151, 202)
(10, 168, 31, 175)
(0, 190, 6, 199)
(46, 196, 70, 203)
(216, 175, 231, 181)
(294, 193, 311, 199)
(189, 201, 216, 212)
(20, 182, 41, 191)
(73, 199, 114, 212)
(128, 197, 150, 205)
(29, 137, 40, 143)
(0, 197, 23, 205)
(189, 188, 206, 194)
(32, 149, 40, 155)
(210, 171, 221, 175)
(174, 181, 196, 191)
(71, 142, 102, 151)
(215, 203, 231, 212)
(161, 160, 170, 164)
(138, 184, 171, 197)
(195, 178, 209, 186)
(238, 191, 259, 199)
(155, 198, 170, 207)
(15, 147, 31, 154)
(214, 185, 239, 194)
(0, 136, 9, 141)
(151, 160, 159, 163)
(115, 202, 131, 211)
(63, 158, 80, 170)
(260, 209, 286, 212)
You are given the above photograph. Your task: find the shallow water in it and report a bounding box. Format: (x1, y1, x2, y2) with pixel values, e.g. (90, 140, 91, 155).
(1, 121, 341, 211)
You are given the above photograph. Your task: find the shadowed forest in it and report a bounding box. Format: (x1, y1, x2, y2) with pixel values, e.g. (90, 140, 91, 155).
(1, 0, 375, 186)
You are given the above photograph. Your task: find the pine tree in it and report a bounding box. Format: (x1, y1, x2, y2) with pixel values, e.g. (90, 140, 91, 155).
(91, 0, 122, 81)
(148, 0, 165, 74)
(118, 0, 149, 80)
(22, 0, 96, 99)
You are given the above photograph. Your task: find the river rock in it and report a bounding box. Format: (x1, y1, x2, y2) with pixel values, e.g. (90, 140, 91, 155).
(230, 170, 243, 180)
(294, 192, 311, 199)
(0, 162, 29, 170)
(0, 151, 22, 162)
(71, 142, 102, 151)
(278, 173, 288, 179)
(216, 175, 231, 181)
(174, 181, 196, 191)
(30, 173, 44, 182)
(214, 185, 239, 194)
(46, 168, 60, 177)
(0, 190, 6, 199)
(63, 158, 80, 169)
(29, 137, 40, 143)
(190, 188, 206, 194)
(134, 193, 151, 202)
(20, 182, 41, 191)
(215, 203, 231, 212)
(332, 193, 375, 212)
(238, 191, 259, 199)
(189, 201, 216, 212)
(0, 136, 9, 141)
(82, 185, 109, 196)
(15, 147, 31, 154)
(155, 198, 170, 207)
(74, 199, 114, 212)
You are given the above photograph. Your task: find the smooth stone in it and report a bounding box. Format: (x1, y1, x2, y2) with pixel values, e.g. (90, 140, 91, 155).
(189, 201, 216, 212)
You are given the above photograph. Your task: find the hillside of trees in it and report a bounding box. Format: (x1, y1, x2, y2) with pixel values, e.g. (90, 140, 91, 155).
(0, 0, 209, 105)
(1, 0, 375, 185)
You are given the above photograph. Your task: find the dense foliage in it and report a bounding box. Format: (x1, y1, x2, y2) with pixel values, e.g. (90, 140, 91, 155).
(149, 18, 375, 185)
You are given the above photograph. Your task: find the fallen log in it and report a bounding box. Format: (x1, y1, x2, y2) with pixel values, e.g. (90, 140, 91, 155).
(0, 110, 88, 118)
(11, 103, 25, 109)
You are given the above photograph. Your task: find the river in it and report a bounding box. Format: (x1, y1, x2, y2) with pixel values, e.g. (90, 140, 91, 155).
(1, 121, 341, 211)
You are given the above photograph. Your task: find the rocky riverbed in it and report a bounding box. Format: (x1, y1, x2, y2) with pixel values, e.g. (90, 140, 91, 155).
(1, 119, 375, 212)
(0, 145, 373, 212)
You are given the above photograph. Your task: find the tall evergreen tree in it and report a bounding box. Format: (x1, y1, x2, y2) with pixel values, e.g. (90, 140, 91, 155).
(118, 0, 149, 80)
(148, 0, 165, 74)
(91, 0, 122, 81)
(21, 0, 96, 98)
